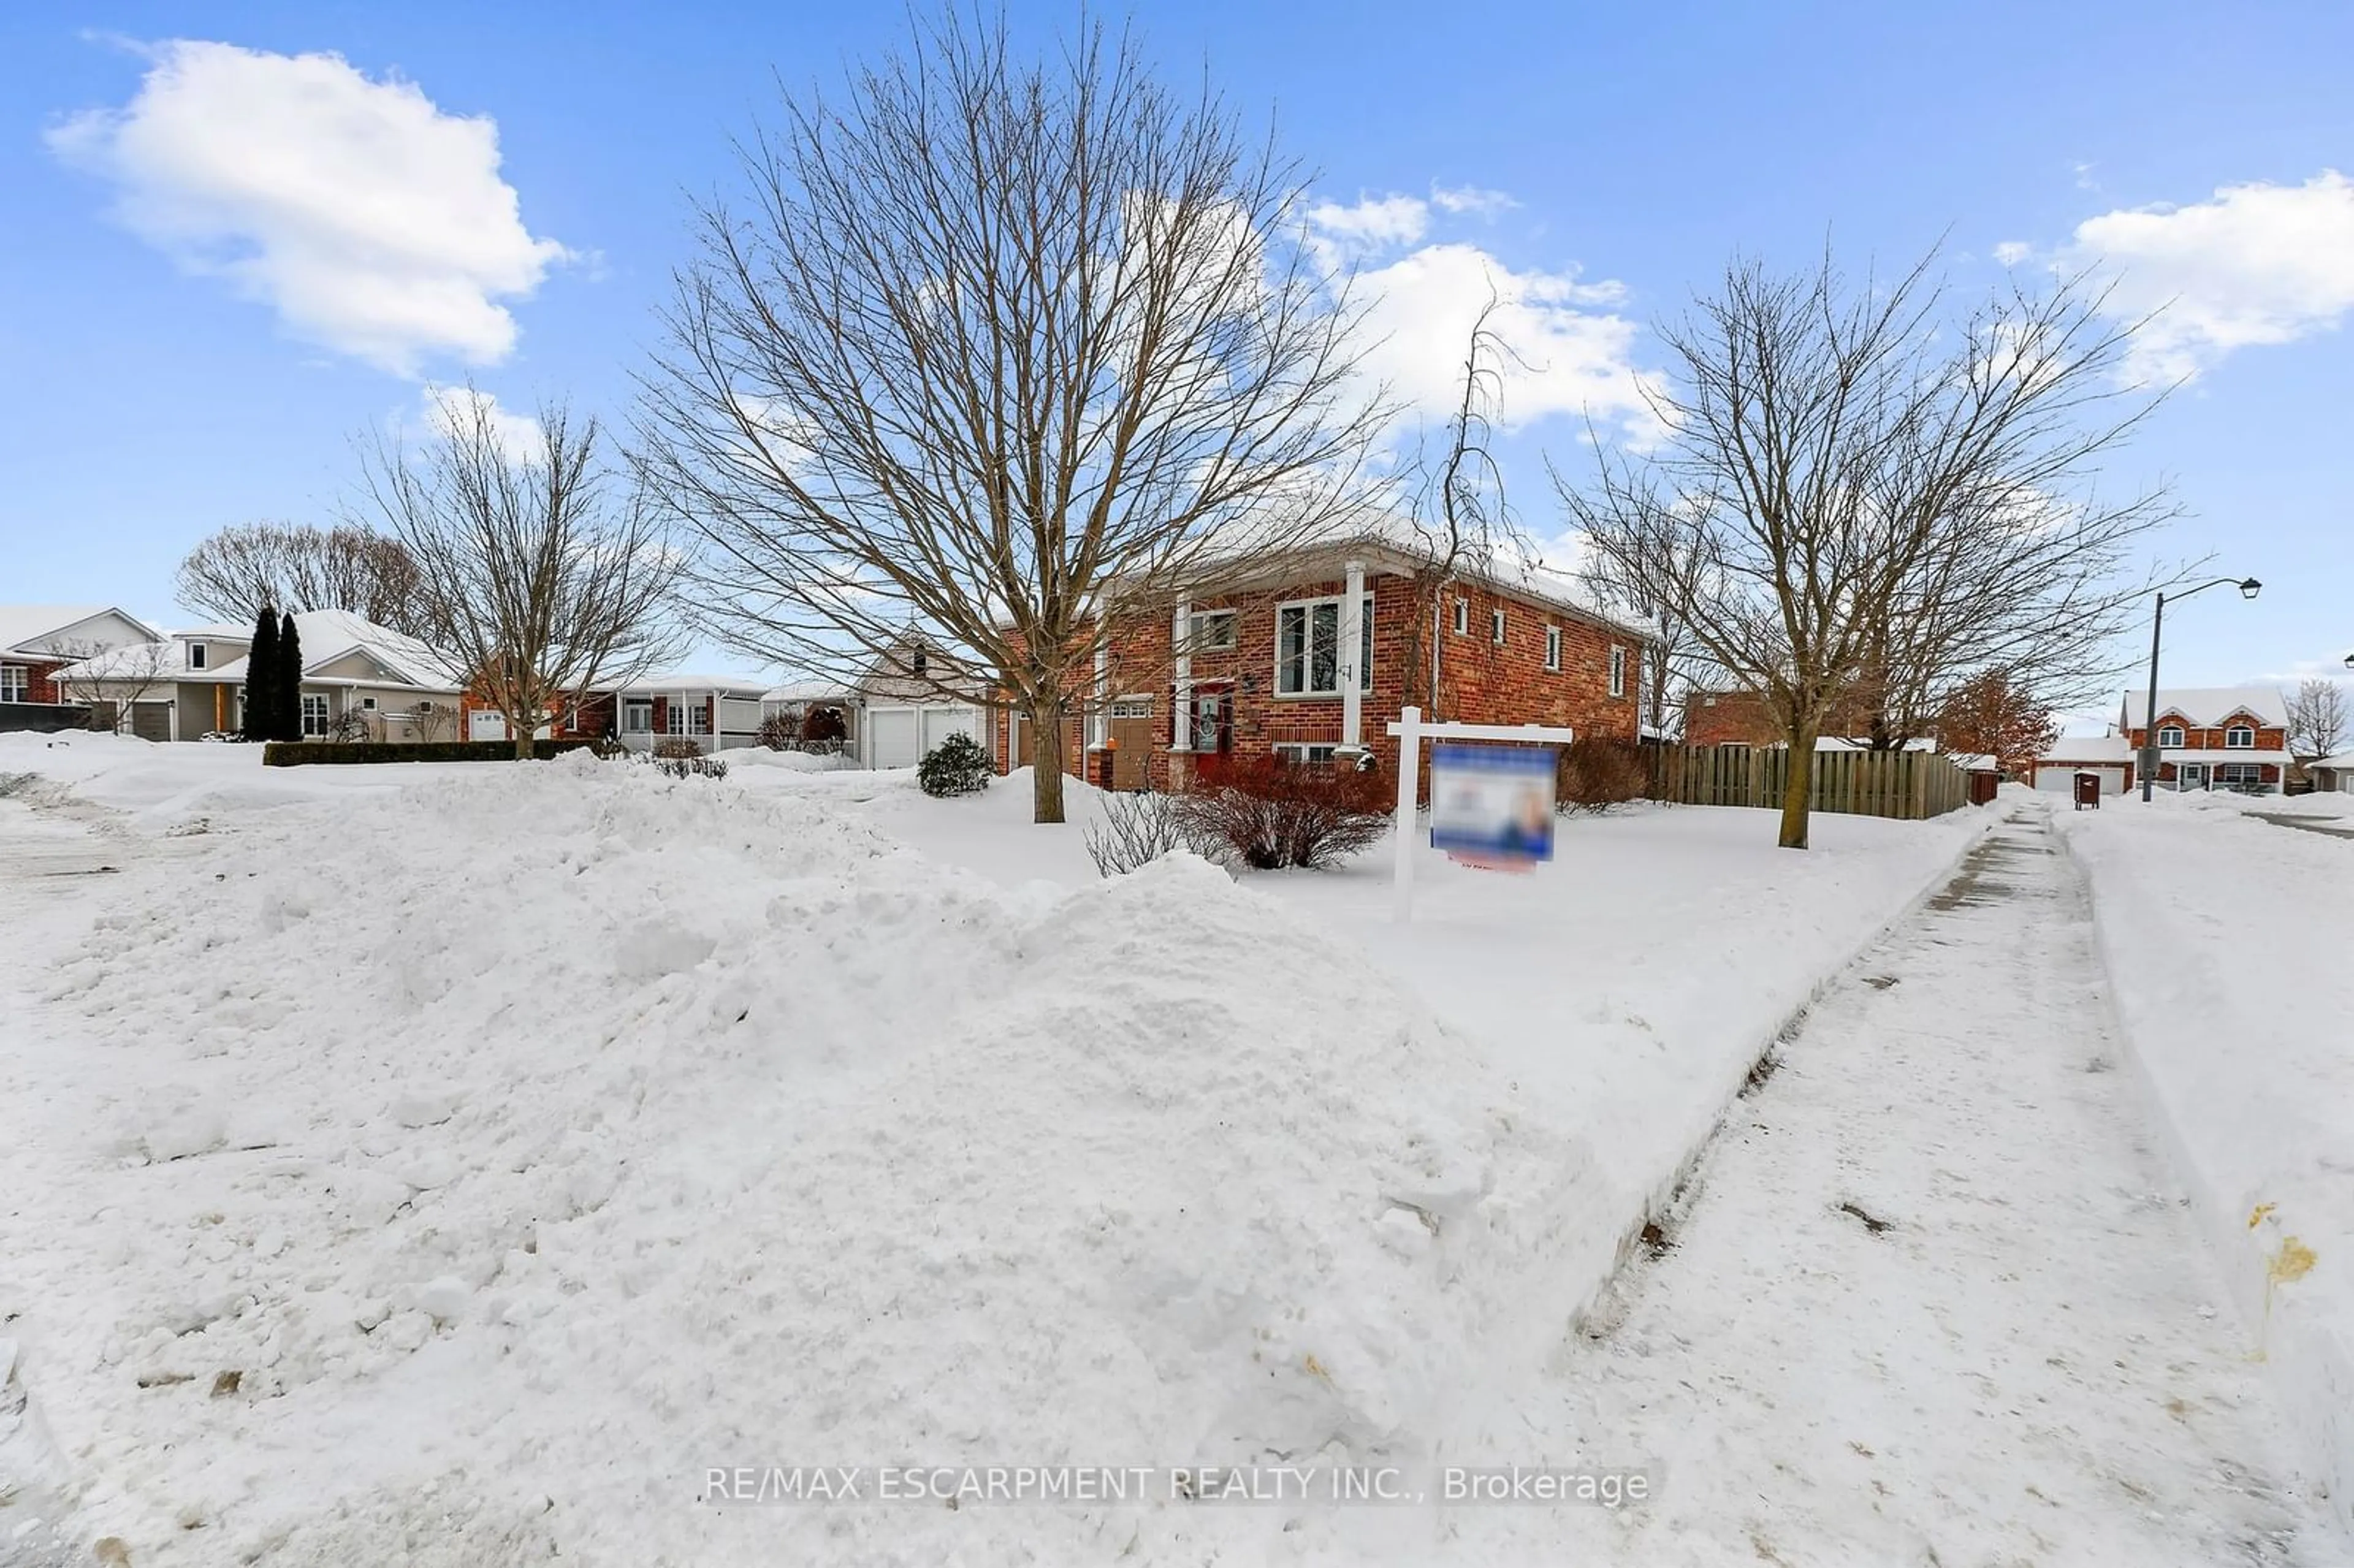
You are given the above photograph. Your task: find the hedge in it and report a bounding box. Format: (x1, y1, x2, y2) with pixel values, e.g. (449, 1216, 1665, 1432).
(261, 738, 608, 767)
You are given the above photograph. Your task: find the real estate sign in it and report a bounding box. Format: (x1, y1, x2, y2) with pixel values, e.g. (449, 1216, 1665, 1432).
(1429, 744, 1556, 869)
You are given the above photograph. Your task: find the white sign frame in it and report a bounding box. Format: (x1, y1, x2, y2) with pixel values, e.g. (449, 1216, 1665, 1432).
(1386, 706, 1577, 922)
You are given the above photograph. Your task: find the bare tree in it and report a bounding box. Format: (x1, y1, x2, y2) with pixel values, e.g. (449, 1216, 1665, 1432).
(2285, 677, 2350, 760)
(357, 391, 682, 761)
(54, 639, 174, 734)
(1387, 294, 1536, 719)
(1558, 249, 2171, 848)
(638, 10, 1381, 823)
(175, 522, 427, 636)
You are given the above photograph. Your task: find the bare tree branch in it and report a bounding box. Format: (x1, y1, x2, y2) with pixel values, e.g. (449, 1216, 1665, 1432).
(175, 523, 428, 636)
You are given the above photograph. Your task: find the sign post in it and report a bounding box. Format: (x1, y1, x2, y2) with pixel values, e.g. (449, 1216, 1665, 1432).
(1386, 707, 1578, 923)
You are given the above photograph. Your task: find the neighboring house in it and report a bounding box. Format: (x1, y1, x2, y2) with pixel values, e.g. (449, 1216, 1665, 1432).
(1, 605, 164, 727)
(986, 539, 1654, 791)
(50, 611, 466, 742)
(761, 682, 860, 752)
(856, 637, 991, 770)
(2306, 752, 2354, 795)
(1682, 687, 1911, 748)
(2120, 687, 2293, 794)
(2030, 735, 2138, 796)
(460, 671, 772, 752)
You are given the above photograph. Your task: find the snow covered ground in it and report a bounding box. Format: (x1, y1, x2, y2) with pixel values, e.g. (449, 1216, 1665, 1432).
(2059, 793, 2354, 1536)
(4, 737, 2332, 1563)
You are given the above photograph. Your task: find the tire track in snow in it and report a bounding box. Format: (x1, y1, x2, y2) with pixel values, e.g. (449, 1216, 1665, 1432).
(1444, 804, 2352, 1566)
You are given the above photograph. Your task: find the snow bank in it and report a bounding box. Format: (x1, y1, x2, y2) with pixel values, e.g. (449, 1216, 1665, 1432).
(7, 757, 1571, 1563)
(2059, 804, 2354, 1531)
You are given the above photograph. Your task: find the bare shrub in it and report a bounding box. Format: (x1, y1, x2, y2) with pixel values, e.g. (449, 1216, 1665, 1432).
(1175, 755, 1389, 870)
(756, 710, 797, 751)
(1084, 791, 1192, 877)
(1556, 737, 1650, 814)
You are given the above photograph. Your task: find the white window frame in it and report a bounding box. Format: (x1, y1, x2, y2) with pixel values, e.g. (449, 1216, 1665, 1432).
(2216, 762, 2263, 786)
(187, 642, 207, 671)
(300, 693, 330, 737)
(2157, 724, 2185, 748)
(1452, 598, 1469, 636)
(1543, 626, 1562, 672)
(1608, 644, 1628, 699)
(1189, 611, 1236, 653)
(1109, 697, 1154, 719)
(361, 696, 377, 710)
(1274, 594, 1373, 699)
(667, 699, 713, 737)
(1490, 607, 1506, 646)
(2224, 724, 2255, 749)
(1, 664, 25, 703)
(623, 698, 653, 734)
(1271, 742, 1339, 764)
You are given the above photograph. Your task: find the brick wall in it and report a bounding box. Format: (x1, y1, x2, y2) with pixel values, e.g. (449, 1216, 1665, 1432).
(990, 571, 1645, 793)
(2, 659, 68, 706)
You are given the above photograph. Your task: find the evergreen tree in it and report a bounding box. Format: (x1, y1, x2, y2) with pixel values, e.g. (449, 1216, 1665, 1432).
(243, 606, 279, 742)
(276, 611, 305, 740)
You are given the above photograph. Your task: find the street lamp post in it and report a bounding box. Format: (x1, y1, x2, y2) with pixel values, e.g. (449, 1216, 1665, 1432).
(2138, 576, 2262, 802)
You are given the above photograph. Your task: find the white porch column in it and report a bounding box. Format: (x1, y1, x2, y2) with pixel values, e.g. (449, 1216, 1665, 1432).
(1088, 644, 1109, 750)
(1170, 599, 1193, 752)
(1338, 559, 1366, 754)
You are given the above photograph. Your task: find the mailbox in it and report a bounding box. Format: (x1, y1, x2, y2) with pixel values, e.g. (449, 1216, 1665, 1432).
(2074, 771, 2103, 810)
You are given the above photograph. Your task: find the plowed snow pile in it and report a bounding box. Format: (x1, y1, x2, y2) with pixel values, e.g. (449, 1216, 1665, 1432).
(6, 756, 1569, 1564)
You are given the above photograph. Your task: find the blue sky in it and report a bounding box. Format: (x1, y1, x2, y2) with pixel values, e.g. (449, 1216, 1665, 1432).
(4, 1, 2349, 717)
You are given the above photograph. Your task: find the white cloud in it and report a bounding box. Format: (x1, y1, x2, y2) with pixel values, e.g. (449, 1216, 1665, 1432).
(417, 386, 543, 464)
(1348, 243, 1656, 440)
(2008, 170, 2354, 383)
(1299, 186, 1654, 442)
(48, 39, 570, 375)
(1430, 183, 1518, 218)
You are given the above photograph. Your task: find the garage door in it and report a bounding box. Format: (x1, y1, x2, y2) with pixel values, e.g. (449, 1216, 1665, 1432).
(128, 701, 173, 742)
(868, 707, 920, 769)
(921, 706, 981, 753)
(468, 709, 508, 741)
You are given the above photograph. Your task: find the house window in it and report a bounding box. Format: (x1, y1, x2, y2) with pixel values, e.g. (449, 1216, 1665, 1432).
(2217, 763, 2263, 786)
(1189, 611, 1236, 652)
(2157, 725, 2185, 748)
(1490, 607, 1507, 645)
(300, 695, 329, 737)
(1272, 742, 1339, 764)
(1608, 645, 1628, 699)
(623, 699, 653, 733)
(1544, 626, 1562, 672)
(1109, 698, 1154, 718)
(1452, 598, 1469, 636)
(2225, 725, 2255, 749)
(361, 696, 377, 710)
(1274, 595, 1373, 697)
(188, 643, 207, 671)
(912, 649, 929, 677)
(667, 701, 712, 736)
(1, 665, 24, 703)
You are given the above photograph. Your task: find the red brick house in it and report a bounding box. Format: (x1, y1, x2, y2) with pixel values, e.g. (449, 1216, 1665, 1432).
(1, 605, 162, 720)
(987, 541, 1653, 794)
(2030, 687, 2293, 797)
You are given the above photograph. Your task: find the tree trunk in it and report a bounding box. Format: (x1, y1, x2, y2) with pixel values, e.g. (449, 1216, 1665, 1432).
(1029, 695, 1067, 824)
(513, 712, 535, 761)
(1778, 721, 1817, 850)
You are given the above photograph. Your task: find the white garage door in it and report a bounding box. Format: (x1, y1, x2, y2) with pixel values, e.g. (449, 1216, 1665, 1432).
(921, 705, 981, 753)
(469, 709, 508, 741)
(867, 704, 982, 769)
(867, 707, 921, 769)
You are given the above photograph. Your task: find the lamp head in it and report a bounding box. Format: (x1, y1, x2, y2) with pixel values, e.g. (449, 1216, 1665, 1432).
(2239, 578, 2262, 599)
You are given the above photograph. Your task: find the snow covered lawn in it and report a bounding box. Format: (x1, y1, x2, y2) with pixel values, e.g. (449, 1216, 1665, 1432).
(2060, 797, 2354, 1532)
(2, 736, 1987, 1564)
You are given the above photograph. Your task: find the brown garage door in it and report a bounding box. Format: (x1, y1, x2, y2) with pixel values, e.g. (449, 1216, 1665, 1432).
(129, 701, 173, 742)
(1108, 698, 1156, 790)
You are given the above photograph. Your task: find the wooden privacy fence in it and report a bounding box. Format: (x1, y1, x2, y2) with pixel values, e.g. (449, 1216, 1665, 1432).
(1648, 744, 1969, 821)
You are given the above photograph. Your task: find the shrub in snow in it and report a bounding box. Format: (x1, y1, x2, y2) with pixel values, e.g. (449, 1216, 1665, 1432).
(756, 711, 796, 751)
(1175, 753, 1388, 869)
(1084, 790, 1195, 877)
(1556, 736, 1650, 814)
(800, 704, 848, 750)
(917, 732, 991, 797)
(649, 742, 729, 782)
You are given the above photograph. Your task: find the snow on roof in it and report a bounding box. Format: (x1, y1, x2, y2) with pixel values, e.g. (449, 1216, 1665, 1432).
(0, 605, 163, 656)
(617, 671, 773, 695)
(2123, 687, 2288, 728)
(194, 611, 465, 690)
(2039, 735, 2135, 763)
(2311, 752, 2354, 771)
(763, 682, 855, 703)
(1944, 753, 1999, 772)
(171, 623, 255, 640)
